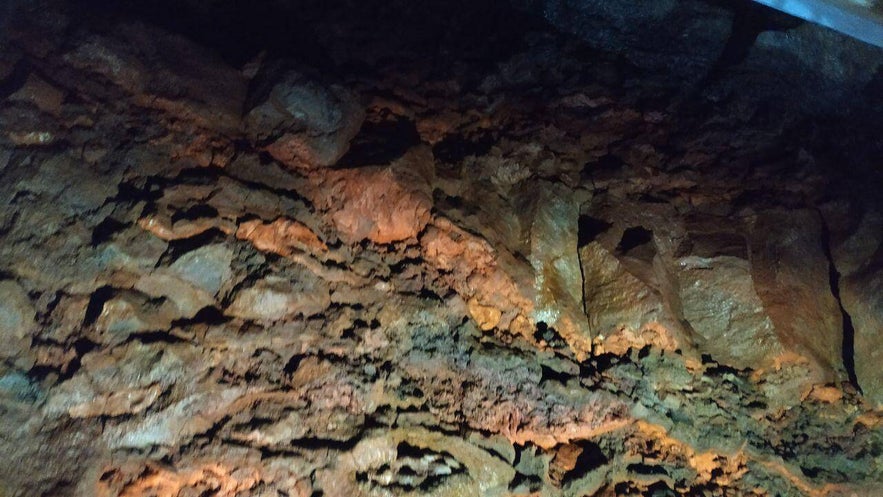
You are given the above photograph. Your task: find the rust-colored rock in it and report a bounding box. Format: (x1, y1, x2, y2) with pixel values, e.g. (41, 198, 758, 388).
(326, 159, 432, 244)
(236, 218, 328, 257)
(420, 217, 535, 340)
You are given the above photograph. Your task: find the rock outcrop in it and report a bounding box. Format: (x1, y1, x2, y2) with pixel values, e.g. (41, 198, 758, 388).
(0, 1, 881, 496)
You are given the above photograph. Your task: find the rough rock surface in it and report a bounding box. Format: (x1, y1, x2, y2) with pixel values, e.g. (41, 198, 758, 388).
(0, 1, 882, 496)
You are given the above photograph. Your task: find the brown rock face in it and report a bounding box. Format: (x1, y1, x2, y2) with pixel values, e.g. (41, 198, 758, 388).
(748, 209, 845, 378)
(225, 275, 331, 321)
(529, 184, 593, 356)
(827, 209, 883, 406)
(0, 1, 882, 496)
(677, 256, 783, 369)
(63, 23, 247, 133)
(245, 71, 365, 169)
(326, 161, 432, 244)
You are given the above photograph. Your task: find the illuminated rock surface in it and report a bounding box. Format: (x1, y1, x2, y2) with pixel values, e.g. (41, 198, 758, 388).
(0, 1, 882, 496)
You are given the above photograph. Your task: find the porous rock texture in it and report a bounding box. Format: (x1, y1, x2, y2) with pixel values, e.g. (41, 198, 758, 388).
(1, 1, 882, 496)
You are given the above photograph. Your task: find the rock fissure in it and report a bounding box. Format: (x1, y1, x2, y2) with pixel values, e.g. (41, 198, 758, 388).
(817, 209, 862, 393)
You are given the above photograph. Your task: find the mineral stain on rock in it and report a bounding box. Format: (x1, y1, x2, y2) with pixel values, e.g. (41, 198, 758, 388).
(0, 0, 882, 496)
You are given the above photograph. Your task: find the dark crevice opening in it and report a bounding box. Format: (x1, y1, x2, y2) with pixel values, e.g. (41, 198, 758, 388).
(126, 330, 189, 345)
(627, 463, 669, 476)
(82, 285, 115, 326)
(158, 228, 230, 266)
(561, 441, 609, 485)
(533, 321, 566, 349)
(336, 116, 422, 168)
(616, 226, 654, 255)
(90, 217, 128, 247)
(0, 57, 31, 100)
(817, 211, 861, 393)
(170, 204, 221, 223)
(641, 480, 677, 497)
(615, 226, 657, 265)
(432, 132, 496, 164)
(29, 337, 100, 382)
(801, 466, 821, 478)
(540, 364, 572, 386)
(170, 306, 230, 327)
(577, 215, 612, 248)
(282, 354, 307, 376)
(508, 472, 544, 492)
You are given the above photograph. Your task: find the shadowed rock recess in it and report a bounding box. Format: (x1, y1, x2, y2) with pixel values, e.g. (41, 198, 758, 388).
(1, 0, 882, 496)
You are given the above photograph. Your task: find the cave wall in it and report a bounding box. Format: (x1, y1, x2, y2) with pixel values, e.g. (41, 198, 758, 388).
(0, 1, 882, 496)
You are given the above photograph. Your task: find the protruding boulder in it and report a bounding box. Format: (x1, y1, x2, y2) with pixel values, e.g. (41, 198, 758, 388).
(169, 244, 234, 297)
(245, 70, 364, 168)
(134, 273, 216, 319)
(577, 199, 692, 353)
(226, 276, 330, 322)
(95, 294, 169, 339)
(325, 150, 433, 245)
